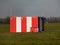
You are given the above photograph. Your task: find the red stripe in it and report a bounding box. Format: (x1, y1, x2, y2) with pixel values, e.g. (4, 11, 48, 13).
(21, 17, 26, 32)
(32, 16, 38, 27)
(31, 16, 38, 32)
(10, 16, 16, 32)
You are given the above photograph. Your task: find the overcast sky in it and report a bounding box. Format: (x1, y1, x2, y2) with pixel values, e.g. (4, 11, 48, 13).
(0, 0, 60, 18)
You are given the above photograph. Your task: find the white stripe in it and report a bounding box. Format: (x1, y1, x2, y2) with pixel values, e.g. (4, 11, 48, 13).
(16, 17, 21, 32)
(27, 17, 32, 32)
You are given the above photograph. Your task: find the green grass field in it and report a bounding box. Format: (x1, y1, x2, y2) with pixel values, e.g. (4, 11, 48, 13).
(0, 23, 60, 45)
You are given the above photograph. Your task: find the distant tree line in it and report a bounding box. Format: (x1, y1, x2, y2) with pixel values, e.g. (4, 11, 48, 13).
(46, 16, 60, 23)
(0, 16, 60, 24)
(0, 16, 10, 24)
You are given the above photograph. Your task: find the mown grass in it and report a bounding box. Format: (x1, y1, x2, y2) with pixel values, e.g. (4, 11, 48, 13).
(0, 24, 9, 32)
(45, 23, 60, 30)
(0, 23, 60, 45)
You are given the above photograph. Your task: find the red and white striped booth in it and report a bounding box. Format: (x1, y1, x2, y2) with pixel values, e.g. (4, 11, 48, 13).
(10, 16, 44, 32)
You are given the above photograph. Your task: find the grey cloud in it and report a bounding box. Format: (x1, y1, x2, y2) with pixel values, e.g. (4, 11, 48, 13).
(0, 0, 60, 18)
